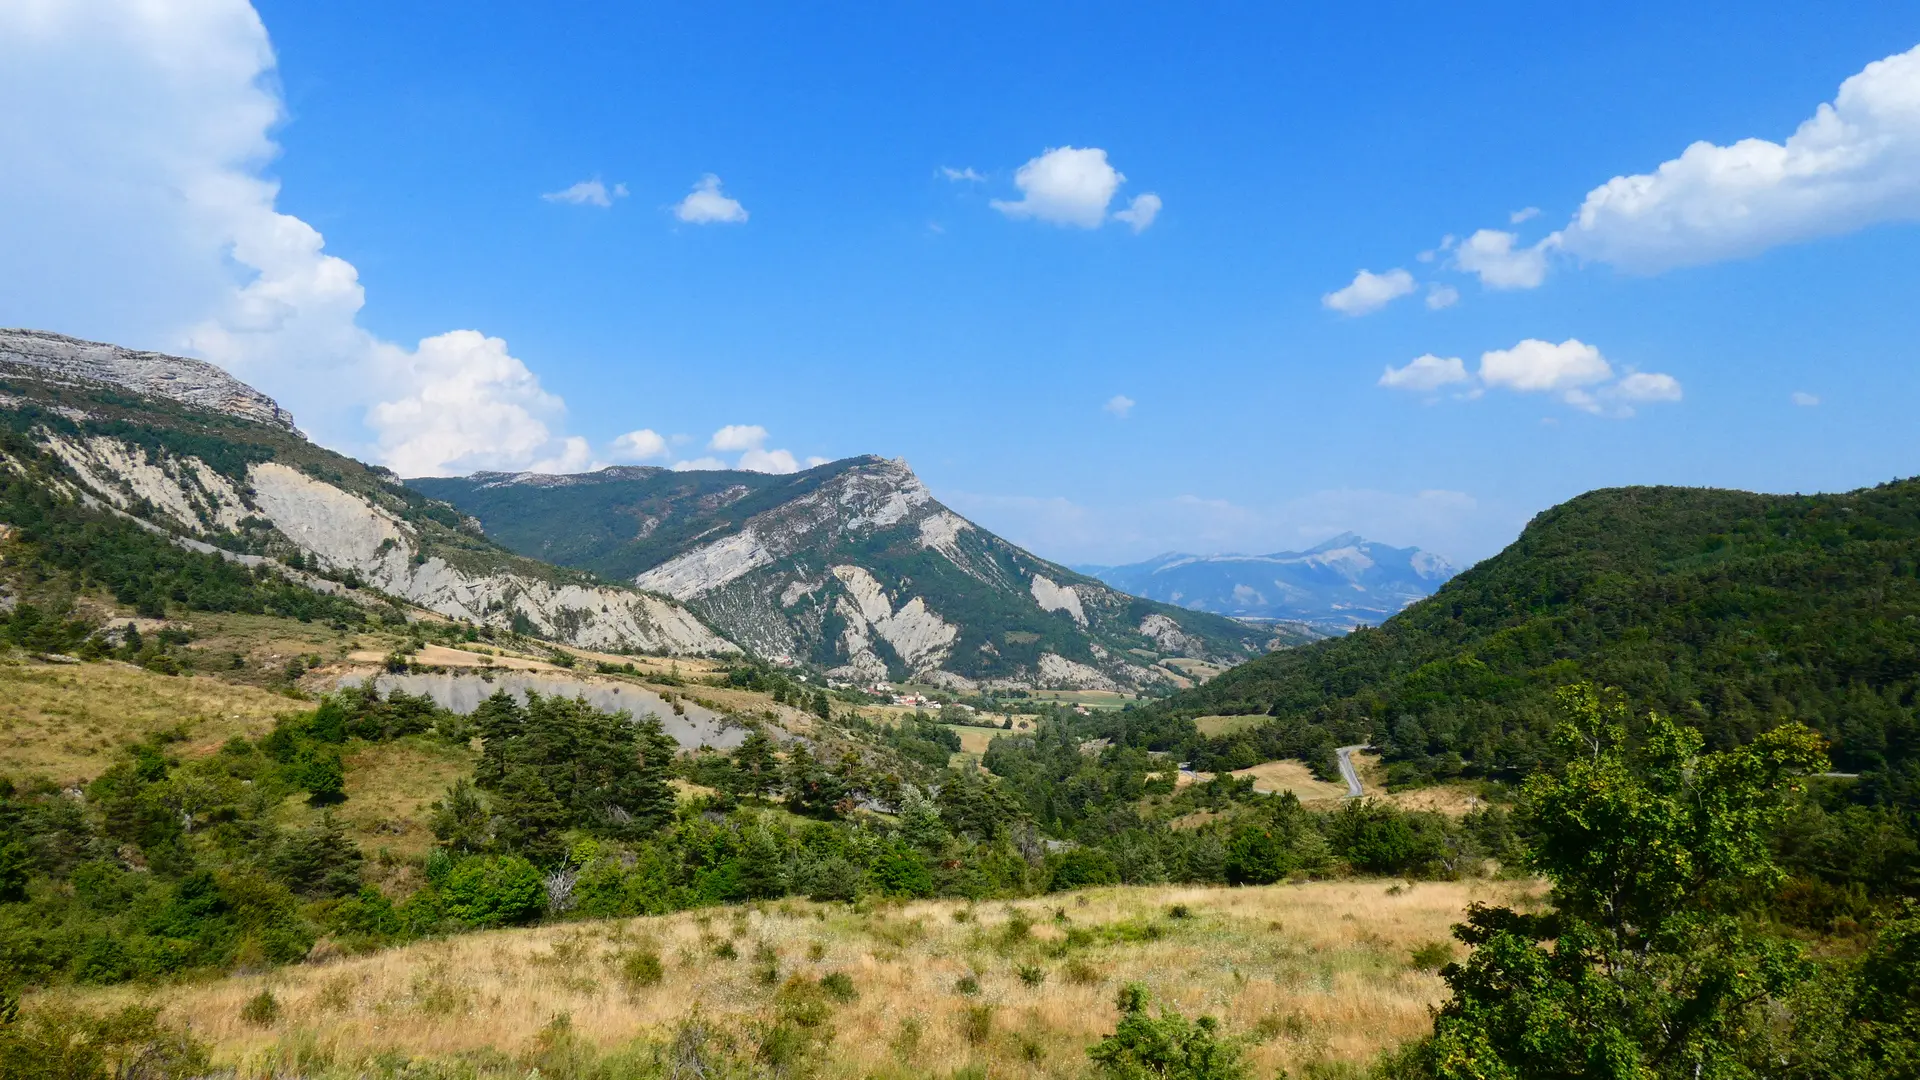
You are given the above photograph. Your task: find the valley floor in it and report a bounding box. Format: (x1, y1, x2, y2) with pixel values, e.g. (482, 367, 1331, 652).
(46, 879, 1539, 1079)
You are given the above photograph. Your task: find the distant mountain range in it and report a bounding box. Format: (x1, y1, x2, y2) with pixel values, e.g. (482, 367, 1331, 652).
(412, 460, 1314, 691)
(1076, 534, 1458, 631)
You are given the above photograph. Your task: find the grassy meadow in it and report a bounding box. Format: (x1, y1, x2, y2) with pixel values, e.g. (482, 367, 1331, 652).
(47, 879, 1536, 1079)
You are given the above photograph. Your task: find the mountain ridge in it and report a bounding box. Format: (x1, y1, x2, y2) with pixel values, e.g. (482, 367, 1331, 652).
(1079, 533, 1457, 630)
(412, 459, 1309, 690)
(0, 328, 734, 655)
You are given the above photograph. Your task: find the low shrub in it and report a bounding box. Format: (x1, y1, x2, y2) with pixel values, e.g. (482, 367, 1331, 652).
(621, 947, 665, 989)
(239, 990, 280, 1027)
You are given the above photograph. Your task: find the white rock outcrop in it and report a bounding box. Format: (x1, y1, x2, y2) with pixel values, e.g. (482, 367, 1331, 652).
(1030, 574, 1088, 626)
(42, 434, 250, 534)
(827, 564, 957, 677)
(634, 527, 775, 600)
(1037, 652, 1119, 690)
(1139, 613, 1196, 654)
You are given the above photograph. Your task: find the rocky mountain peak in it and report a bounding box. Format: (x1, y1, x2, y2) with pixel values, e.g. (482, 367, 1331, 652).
(0, 328, 295, 430)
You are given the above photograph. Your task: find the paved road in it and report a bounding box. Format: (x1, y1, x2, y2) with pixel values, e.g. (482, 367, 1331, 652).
(1335, 744, 1369, 798)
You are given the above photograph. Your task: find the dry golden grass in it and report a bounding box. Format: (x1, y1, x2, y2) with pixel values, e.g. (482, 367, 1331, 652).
(0, 658, 303, 784)
(55, 880, 1532, 1078)
(1231, 760, 1354, 803)
(1193, 713, 1269, 738)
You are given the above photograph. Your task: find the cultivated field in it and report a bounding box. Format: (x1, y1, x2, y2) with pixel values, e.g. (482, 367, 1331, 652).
(49, 880, 1535, 1079)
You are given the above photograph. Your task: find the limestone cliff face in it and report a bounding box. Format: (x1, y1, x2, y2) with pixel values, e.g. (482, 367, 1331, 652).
(418, 457, 1288, 689)
(0, 329, 295, 430)
(0, 331, 734, 656)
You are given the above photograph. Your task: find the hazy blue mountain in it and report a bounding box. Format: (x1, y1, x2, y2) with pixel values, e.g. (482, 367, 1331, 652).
(1078, 533, 1458, 630)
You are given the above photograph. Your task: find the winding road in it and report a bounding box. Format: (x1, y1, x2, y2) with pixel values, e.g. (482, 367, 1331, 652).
(1335, 744, 1369, 798)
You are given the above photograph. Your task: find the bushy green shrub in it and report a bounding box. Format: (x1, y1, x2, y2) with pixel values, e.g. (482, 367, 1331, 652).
(439, 855, 544, 927)
(1087, 983, 1245, 1080)
(868, 847, 934, 898)
(1046, 848, 1119, 892)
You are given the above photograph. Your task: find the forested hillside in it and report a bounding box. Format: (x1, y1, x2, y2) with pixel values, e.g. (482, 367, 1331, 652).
(1162, 479, 1920, 790)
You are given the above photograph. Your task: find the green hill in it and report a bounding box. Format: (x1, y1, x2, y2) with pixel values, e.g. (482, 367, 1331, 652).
(1164, 479, 1920, 792)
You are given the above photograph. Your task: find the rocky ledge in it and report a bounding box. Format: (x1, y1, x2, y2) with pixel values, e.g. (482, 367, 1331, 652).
(0, 328, 295, 430)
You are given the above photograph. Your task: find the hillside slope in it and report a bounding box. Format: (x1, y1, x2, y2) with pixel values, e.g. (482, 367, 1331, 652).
(0, 329, 732, 654)
(1160, 479, 1920, 786)
(1082, 533, 1457, 630)
(411, 460, 1305, 689)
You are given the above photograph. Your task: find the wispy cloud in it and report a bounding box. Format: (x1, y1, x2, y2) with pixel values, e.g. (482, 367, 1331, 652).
(543, 179, 627, 208)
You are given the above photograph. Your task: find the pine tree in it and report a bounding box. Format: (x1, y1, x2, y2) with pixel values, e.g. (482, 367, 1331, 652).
(732, 729, 780, 799)
(897, 784, 949, 854)
(429, 778, 493, 854)
(270, 812, 364, 898)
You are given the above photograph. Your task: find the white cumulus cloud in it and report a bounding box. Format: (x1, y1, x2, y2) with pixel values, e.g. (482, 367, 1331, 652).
(674, 174, 748, 224)
(1323, 268, 1416, 315)
(1479, 338, 1613, 393)
(1554, 43, 1920, 272)
(940, 166, 985, 182)
(1792, 390, 1821, 407)
(738, 448, 800, 473)
(1104, 394, 1136, 418)
(0, 0, 589, 477)
(709, 424, 769, 452)
(543, 179, 627, 207)
(1426, 283, 1460, 310)
(611, 429, 669, 461)
(1378, 354, 1470, 392)
(990, 146, 1126, 228)
(365, 330, 580, 476)
(1382, 338, 1681, 417)
(678, 425, 808, 473)
(1453, 229, 1551, 289)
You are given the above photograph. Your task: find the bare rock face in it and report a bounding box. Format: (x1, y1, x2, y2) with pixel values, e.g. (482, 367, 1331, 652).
(0, 328, 295, 430)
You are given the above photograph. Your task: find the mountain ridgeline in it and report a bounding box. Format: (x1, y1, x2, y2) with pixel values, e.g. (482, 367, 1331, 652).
(410, 462, 1305, 691)
(1159, 479, 1920, 794)
(0, 329, 732, 654)
(1080, 533, 1457, 631)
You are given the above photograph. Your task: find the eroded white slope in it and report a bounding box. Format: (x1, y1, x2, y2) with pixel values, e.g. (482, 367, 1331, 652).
(827, 564, 958, 679)
(35, 432, 733, 655)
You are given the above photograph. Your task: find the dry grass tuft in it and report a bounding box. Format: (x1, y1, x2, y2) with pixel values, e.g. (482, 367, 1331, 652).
(53, 879, 1539, 1078)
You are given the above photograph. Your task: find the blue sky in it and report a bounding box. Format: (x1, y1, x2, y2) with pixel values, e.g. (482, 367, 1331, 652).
(3, 3, 1919, 566)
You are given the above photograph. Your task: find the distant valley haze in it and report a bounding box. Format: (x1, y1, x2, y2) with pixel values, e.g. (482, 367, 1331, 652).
(1078, 534, 1459, 632)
